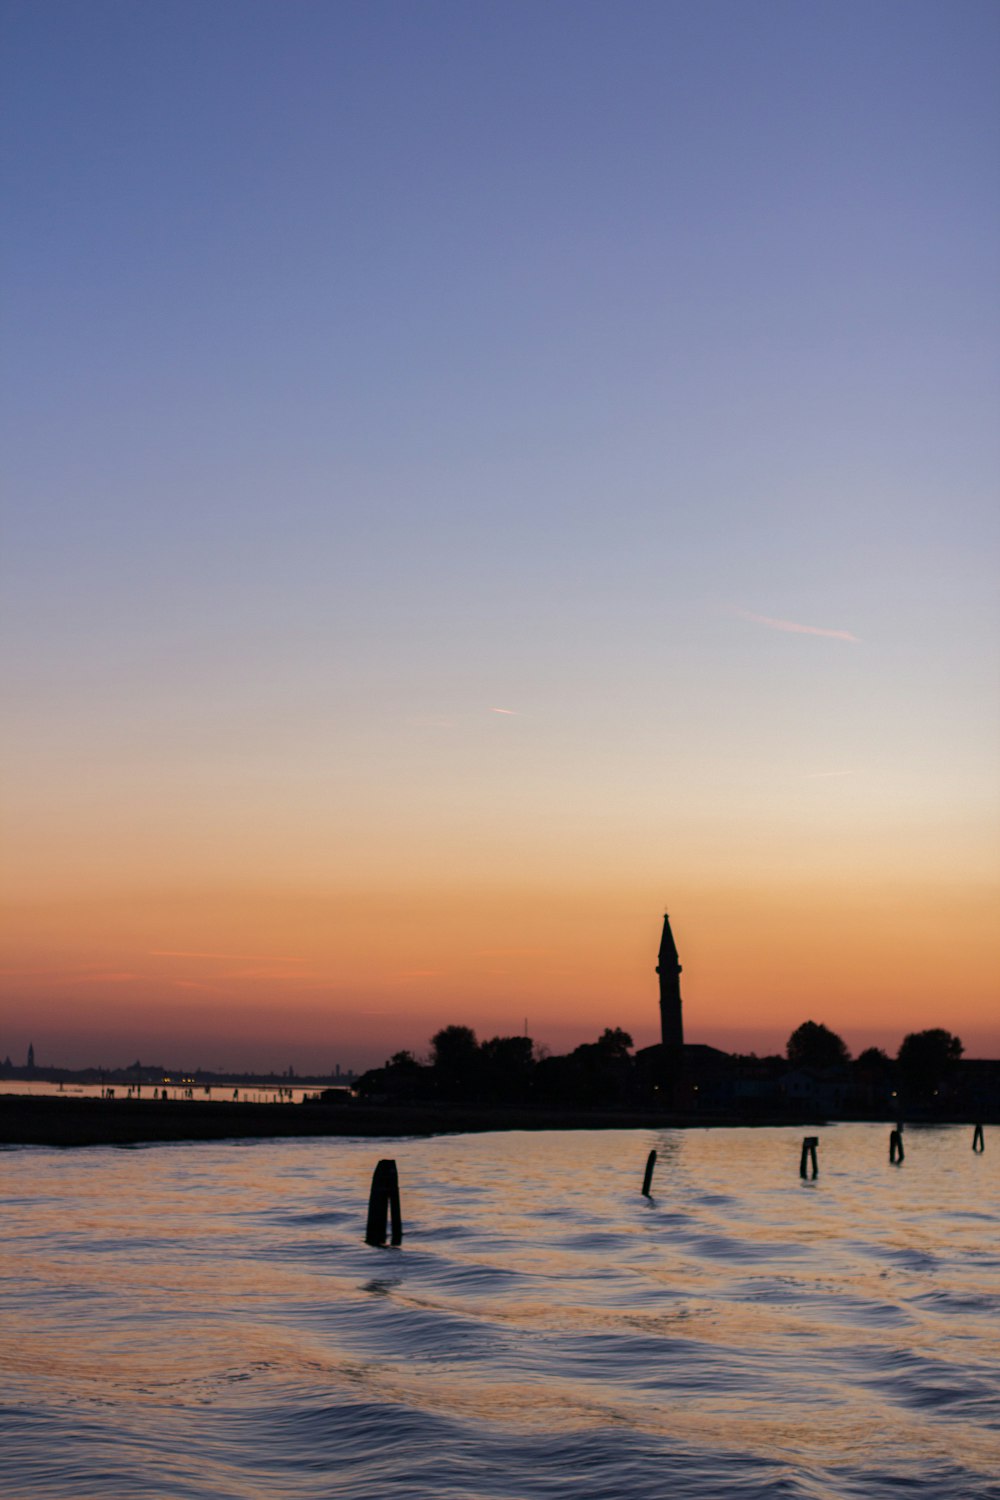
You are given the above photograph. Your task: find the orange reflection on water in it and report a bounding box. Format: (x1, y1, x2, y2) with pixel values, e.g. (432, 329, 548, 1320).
(2, 1124, 998, 1494)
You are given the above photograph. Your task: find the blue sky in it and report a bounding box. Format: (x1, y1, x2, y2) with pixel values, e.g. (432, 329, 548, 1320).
(2, 1, 998, 1066)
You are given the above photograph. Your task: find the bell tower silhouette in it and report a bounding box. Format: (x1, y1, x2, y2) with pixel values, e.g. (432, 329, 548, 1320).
(657, 913, 684, 1050)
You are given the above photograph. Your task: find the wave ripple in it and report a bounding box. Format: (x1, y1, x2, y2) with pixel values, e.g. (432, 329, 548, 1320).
(2, 1125, 998, 1499)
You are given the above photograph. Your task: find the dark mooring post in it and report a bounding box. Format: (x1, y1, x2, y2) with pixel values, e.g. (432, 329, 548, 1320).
(889, 1129, 905, 1165)
(972, 1123, 985, 1153)
(642, 1149, 657, 1197)
(365, 1158, 403, 1246)
(800, 1137, 818, 1179)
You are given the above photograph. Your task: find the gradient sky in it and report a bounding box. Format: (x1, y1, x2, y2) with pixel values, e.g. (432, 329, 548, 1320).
(3, 0, 998, 1071)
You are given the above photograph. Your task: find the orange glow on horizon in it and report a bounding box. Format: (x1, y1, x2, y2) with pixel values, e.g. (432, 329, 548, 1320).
(3, 869, 997, 1070)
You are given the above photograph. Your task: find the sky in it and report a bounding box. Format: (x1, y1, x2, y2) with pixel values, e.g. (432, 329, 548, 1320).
(2, 0, 998, 1072)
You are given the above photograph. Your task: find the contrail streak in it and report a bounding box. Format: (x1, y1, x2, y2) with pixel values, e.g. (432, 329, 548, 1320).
(737, 609, 860, 642)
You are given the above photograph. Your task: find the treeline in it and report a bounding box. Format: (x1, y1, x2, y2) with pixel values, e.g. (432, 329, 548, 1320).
(356, 1025, 637, 1108)
(354, 1019, 983, 1114)
(786, 1020, 966, 1102)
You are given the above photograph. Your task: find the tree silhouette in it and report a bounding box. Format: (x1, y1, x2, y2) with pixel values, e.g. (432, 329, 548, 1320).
(897, 1029, 963, 1104)
(853, 1045, 893, 1110)
(596, 1027, 633, 1058)
(479, 1035, 534, 1102)
(389, 1050, 419, 1069)
(354, 1048, 430, 1101)
(855, 1046, 890, 1070)
(430, 1025, 480, 1097)
(786, 1020, 850, 1069)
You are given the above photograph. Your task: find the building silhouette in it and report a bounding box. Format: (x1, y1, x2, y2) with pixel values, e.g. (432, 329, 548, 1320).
(657, 913, 683, 1049)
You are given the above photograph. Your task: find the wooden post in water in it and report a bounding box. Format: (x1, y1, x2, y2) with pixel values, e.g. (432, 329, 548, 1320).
(972, 1123, 985, 1153)
(642, 1149, 657, 1197)
(365, 1158, 403, 1246)
(799, 1136, 818, 1179)
(889, 1129, 905, 1164)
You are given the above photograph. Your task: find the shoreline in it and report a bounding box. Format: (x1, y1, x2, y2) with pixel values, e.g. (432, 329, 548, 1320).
(2, 1092, 992, 1148)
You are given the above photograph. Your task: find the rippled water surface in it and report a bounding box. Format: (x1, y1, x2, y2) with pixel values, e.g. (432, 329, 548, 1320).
(2, 1125, 998, 1498)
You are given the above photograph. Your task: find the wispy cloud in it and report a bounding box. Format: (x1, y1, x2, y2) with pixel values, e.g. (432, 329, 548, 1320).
(172, 978, 229, 995)
(66, 971, 137, 985)
(490, 706, 520, 715)
(224, 967, 321, 983)
(475, 947, 545, 957)
(736, 609, 860, 643)
(149, 950, 303, 964)
(0, 966, 137, 985)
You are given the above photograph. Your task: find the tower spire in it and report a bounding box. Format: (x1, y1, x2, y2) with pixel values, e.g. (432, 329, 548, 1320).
(656, 913, 683, 1050)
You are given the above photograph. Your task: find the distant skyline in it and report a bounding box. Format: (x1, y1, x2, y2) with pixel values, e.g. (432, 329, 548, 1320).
(2, 1, 998, 1071)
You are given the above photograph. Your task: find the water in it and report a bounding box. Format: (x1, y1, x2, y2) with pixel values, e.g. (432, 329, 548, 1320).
(2, 1080, 323, 1104)
(2, 1125, 997, 1499)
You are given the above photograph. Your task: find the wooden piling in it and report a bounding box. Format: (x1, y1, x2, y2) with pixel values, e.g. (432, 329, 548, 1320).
(365, 1158, 403, 1246)
(889, 1129, 904, 1164)
(642, 1149, 656, 1197)
(972, 1123, 985, 1153)
(799, 1136, 818, 1179)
